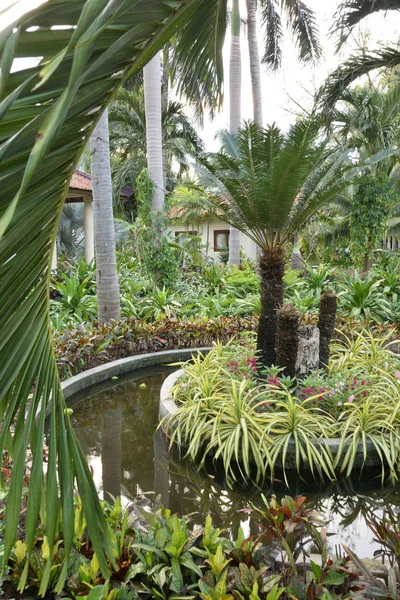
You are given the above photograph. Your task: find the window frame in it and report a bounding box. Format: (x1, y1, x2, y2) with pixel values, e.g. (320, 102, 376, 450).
(213, 229, 230, 251)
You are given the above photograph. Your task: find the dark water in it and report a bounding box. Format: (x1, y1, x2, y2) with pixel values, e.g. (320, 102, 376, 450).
(69, 365, 400, 559)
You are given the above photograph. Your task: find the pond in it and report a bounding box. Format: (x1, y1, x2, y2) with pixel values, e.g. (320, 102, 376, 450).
(69, 364, 400, 560)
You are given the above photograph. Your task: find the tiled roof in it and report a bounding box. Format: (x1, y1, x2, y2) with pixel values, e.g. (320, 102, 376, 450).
(70, 169, 92, 192)
(69, 170, 132, 198)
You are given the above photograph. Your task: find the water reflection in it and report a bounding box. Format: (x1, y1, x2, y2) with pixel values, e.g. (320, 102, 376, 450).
(69, 365, 400, 558)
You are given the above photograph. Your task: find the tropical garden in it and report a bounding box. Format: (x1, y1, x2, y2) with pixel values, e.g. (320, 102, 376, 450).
(3, 0, 400, 598)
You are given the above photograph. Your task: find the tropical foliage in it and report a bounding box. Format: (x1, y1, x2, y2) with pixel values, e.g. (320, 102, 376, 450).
(1, 491, 373, 599)
(199, 119, 356, 366)
(164, 330, 400, 486)
(0, 0, 229, 587)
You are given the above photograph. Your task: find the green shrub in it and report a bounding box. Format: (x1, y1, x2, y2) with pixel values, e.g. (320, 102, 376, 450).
(225, 265, 260, 295)
(6, 491, 355, 599)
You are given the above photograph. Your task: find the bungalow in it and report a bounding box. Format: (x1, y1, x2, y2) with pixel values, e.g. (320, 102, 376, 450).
(167, 205, 258, 262)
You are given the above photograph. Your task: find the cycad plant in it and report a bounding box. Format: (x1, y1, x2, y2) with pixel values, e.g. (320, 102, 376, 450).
(0, 0, 227, 592)
(201, 120, 354, 366)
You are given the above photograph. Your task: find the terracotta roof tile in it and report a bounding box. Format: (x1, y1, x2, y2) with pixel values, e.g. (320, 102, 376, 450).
(69, 169, 92, 192)
(69, 170, 132, 198)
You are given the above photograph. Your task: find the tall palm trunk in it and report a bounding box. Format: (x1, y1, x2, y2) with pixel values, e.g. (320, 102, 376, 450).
(246, 0, 263, 126)
(228, 0, 241, 266)
(246, 0, 263, 264)
(144, 52, 164, 214)
(90, 109, 121, 324)
(257, 247, 285, 366)
(162, 44, 170, 190)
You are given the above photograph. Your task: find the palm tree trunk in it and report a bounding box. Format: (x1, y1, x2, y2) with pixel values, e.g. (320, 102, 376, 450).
(144, 52, 164, 214)
(162, 44, 170, 190)
(90, 109, 121, 324)
(257, 248, 285, 367)
(229, 0, 242, 266)
(246, 0, 263, 126)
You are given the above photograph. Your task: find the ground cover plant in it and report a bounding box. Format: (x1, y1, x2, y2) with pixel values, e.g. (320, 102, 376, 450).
(164, 331, 400, 487)
(2, 487, 393, 599)
(50, 253, 400, 336)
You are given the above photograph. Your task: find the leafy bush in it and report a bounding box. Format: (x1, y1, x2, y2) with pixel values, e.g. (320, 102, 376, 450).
(6, 491, 359, 599)
(225, 265, 260, 295)
(337, 272, 392, 323)
(53, 316, 258, 379)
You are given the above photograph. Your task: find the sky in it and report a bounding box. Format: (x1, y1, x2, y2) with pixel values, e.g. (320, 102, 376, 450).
(203, 0, 400, 148)
(2, 0, 400, 151)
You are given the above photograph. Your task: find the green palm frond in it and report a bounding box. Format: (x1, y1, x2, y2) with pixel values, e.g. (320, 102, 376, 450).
(260, 0, 283, 68)
(318, 46, 400, 110)
(279, 0, 321, 64)
(0, 0, 226, 593)
(172, 0, 228, 120)
(259, 0, 321, 69)
(334, 0, 400, 48)
(198, 119, 351, 251)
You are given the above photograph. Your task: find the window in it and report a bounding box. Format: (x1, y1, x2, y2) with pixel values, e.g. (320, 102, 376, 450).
(175, 231, 197, 244)
(214, 230, 230, 251)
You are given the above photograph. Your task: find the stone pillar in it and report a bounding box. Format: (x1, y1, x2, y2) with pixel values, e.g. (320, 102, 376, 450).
(295, 325, 320, 378)
(51, 241, 57, 271)
(84, 197, 94, 263)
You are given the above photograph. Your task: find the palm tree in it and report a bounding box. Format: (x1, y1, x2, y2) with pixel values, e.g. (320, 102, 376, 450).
(246, 0, 263, 126)
(109, 86, 203, 215)
(144, 53, 164, 215)
(320, 0, 400, 108)
(200, 120, 354, 367)
(245, 0, 321, 124)
(327, 83, 400, 269)
(0, 0, 228, 590)
(170, 182, 217, 257)
(228, 0, 242, 266)
(90, 109, 121, 323)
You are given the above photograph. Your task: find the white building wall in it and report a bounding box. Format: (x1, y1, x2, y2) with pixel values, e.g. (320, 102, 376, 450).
(169, 220, 257, 262)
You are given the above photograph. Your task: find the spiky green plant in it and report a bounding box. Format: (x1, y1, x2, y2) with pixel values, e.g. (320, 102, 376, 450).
(328, 328, 396, 373)
(205, 378, 274, 486)
(266, 394, 336, 484)
(335, 396, 400, 480)
(199, 120, 358, 367)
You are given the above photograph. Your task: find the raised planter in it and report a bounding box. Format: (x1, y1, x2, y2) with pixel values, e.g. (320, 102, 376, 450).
(159, 369, 383, 470)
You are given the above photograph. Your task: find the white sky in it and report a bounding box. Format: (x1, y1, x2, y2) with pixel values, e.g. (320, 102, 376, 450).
(203, 0, 400, 148)
(2, 0, 400, 151)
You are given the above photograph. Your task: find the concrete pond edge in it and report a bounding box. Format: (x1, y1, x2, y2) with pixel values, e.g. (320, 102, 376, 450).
(61, 347, 212, 403)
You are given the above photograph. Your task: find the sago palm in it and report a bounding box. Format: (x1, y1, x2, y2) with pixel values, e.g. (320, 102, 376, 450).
(200, 120, 354, 366)
(0, 0, 227, 593)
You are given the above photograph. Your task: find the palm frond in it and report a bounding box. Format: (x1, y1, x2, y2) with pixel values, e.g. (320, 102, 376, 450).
(172, 0, 228, 120)
(0, 0, 221, 592)
(334, 0, 400, 49)
(259, 0, 321, 69)
(260, 0, 283, 69)
(279, 0, 321, 64)
(318, 46, 400, 111)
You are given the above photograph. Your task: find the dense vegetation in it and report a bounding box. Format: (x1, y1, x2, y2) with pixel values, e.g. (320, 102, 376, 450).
(4, 0, 400, 597)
